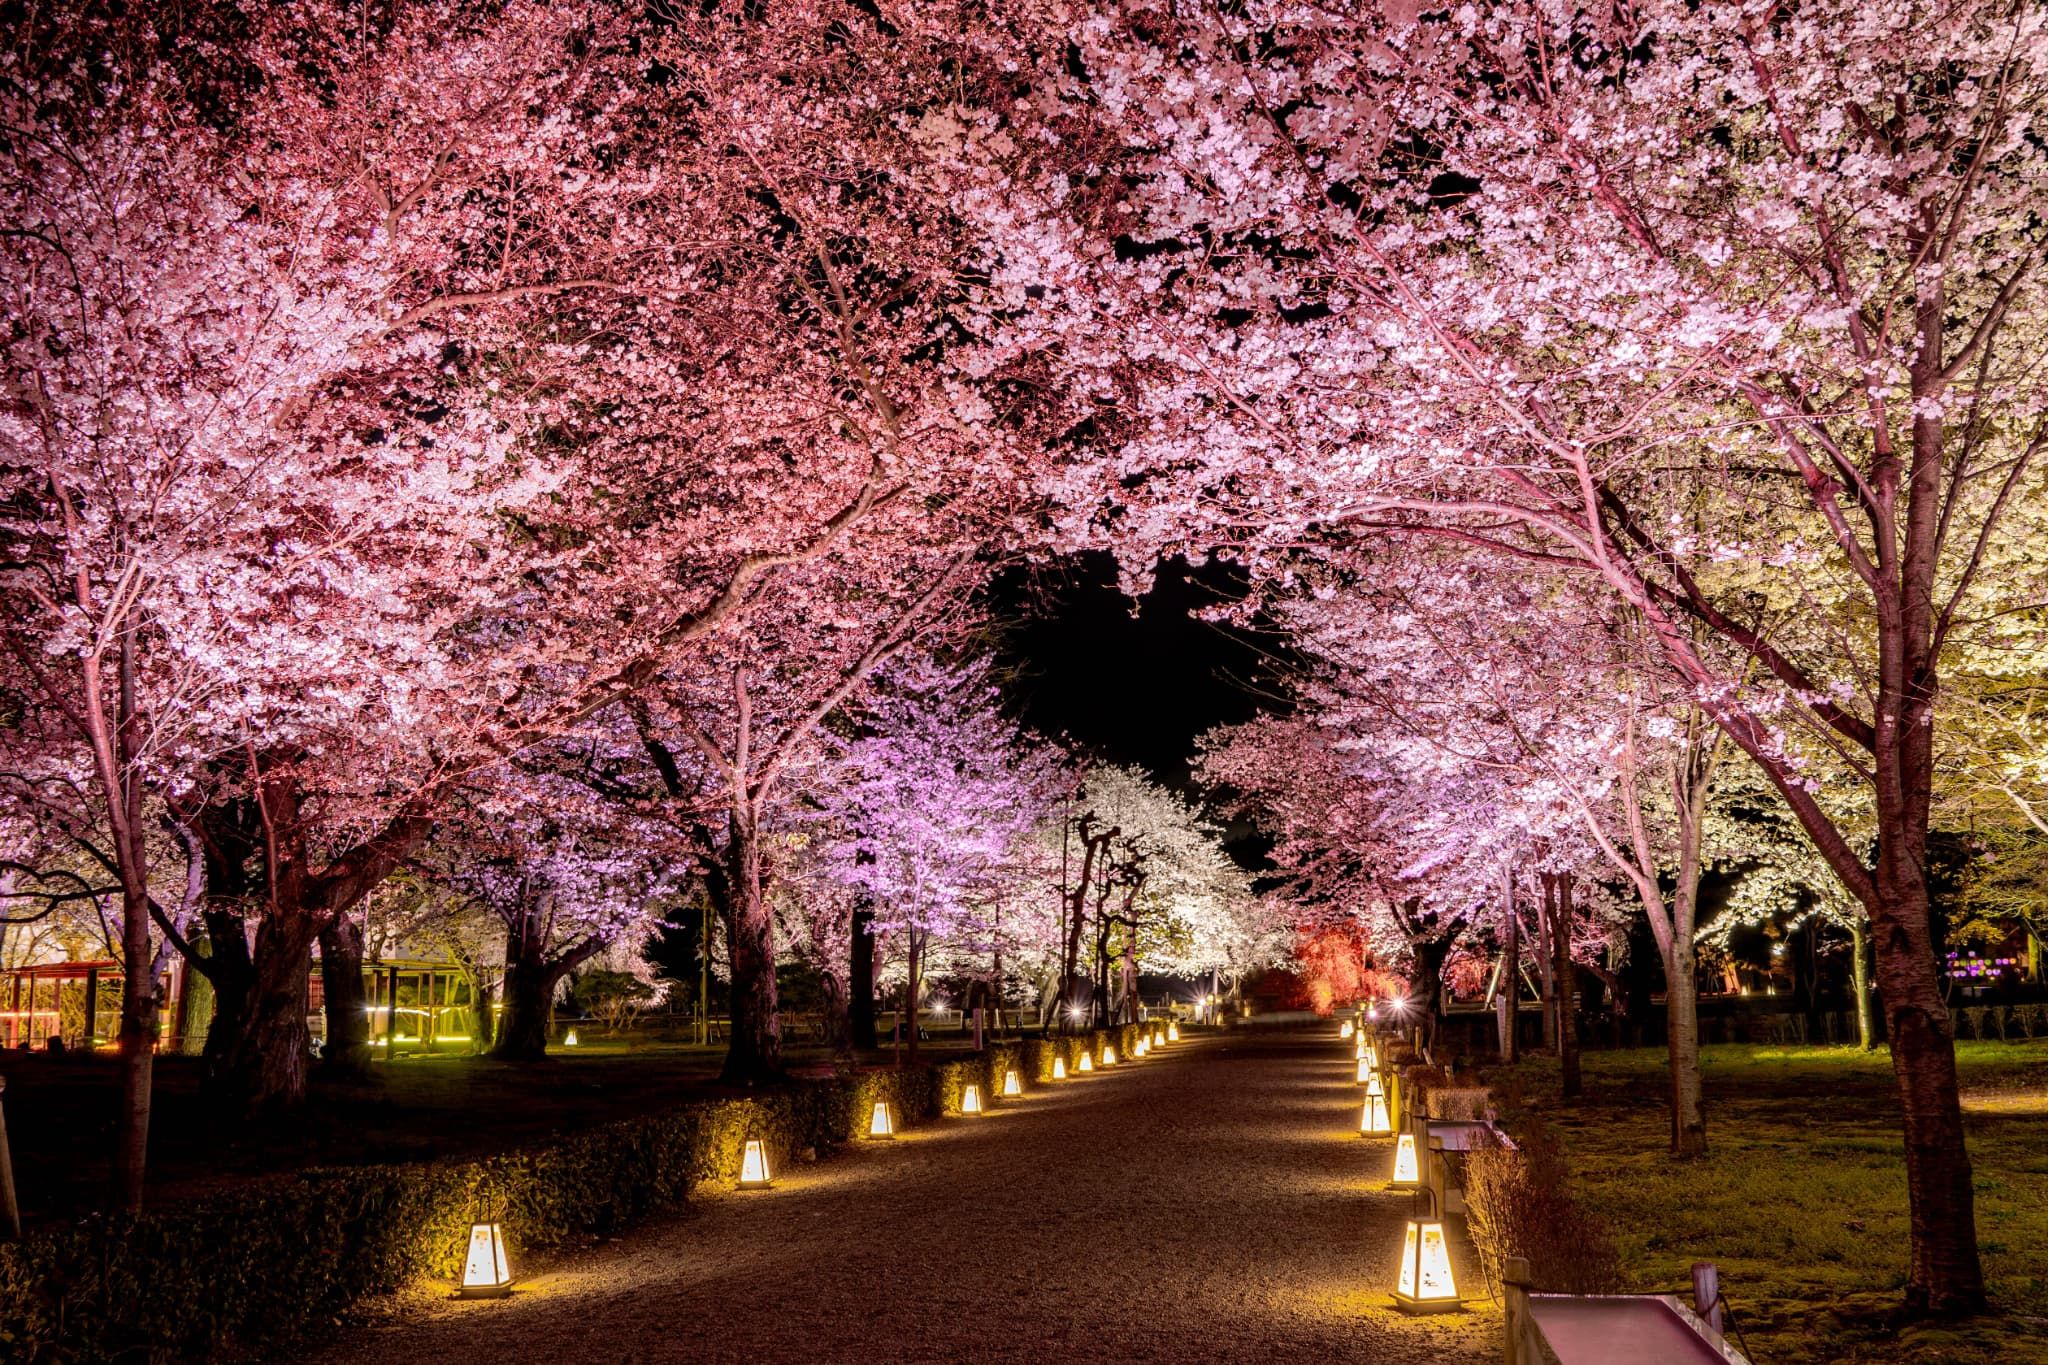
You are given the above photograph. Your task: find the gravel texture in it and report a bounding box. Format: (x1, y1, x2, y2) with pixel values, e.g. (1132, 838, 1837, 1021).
(316, 1029, 1497, 1363)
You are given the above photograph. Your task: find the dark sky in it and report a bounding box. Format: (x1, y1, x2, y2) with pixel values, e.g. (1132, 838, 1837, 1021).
(984, 552, 1291, 793)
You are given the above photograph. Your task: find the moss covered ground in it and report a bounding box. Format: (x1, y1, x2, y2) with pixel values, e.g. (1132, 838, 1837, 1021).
(1491, 1042, 2048, 1364)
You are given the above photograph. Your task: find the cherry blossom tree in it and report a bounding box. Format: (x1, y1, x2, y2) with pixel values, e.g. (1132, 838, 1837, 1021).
(951, 0, 2045, 1309)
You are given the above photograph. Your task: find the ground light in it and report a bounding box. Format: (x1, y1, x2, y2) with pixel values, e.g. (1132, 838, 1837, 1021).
(563, 1029, 579, 1047)
(1053, 1056, 1068, 1079)
(1168, 1023, 1179, 1041)
(1353, 1036, 1366, 1060)
(961, 1083, 985, 1115)
(1003, 1068, 1022, 1097)
(739, 1139, 773, 1188)
(868, 1100, 895, 1139)
(1391, 1213, 1462, 1313)
(1340, 1019, 1354, 1039)
(1077, 1052, 1093, 1073)
(1355, 1056, 1375, 1085)
(1360, 1073, 1393, 1136)
(1135, 1038, 1149, 1057)
(458, 1221, 513, 1299)
(1102, 1046, 1117, 1066)
(1390, 1132, 1420, 1186)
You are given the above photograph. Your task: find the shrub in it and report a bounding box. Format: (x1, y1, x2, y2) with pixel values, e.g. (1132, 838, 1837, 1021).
(0, 1034, 1136, 1363)
(1461, 1119, 1624, 1297)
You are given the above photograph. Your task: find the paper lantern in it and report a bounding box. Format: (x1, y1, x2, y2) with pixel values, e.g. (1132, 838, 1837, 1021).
(1390, 1132, 1420, 1186)
(563, 1029, 579, 1047)
(1168, 1023, 1180, 1041)
(1354, 1037, 1366, 1060)
(1101, 1046, 1117, 1066)
(1368, 1002, 1380, 1022)
(961, 1083, 984, 1115)
(739, 1138, 773, 1188)
(1340, 1019, 1355, 1039)
(1392, 1217, 1462, 1313)
(1077, 1052, 1093, 1073)
(458, 1222, 513, 1298)
(1003, 1068, 1022, 1097)
(1135, 1039, 1149, 1057)
(868, 1100, 895, 1139)
(1356, 1056, 1376, 1085)
(1359, 1086, 1393, 1137)
(1053, 1056, 1068, 1079)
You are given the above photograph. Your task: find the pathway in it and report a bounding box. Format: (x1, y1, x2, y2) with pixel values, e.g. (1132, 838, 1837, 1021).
(317, 1029, 1496, 1363)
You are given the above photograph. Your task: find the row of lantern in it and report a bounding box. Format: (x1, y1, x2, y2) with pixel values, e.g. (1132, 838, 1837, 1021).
(459, 1020, 1185, 1297)
(1340, 1008, 1461, 1315)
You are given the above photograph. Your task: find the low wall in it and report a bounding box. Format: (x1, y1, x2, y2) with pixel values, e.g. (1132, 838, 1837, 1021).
(0, 1023, 1152, 1362)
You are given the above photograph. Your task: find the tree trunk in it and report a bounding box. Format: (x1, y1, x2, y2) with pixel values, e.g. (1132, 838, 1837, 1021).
(1872, 854, 1982, 1312)
(470, 969, 497, 1054)
(1665, 939, 1706, 1158)
(1497, 870, 1519, 1062)
(114, 881, 156, 1211)
(493, 957, 558, 1062)
(213, 912, 318, 1108)
(1851, 915, 1876, 1051)
(1411, 935, 1448, 1055)
(1550, 872, 1581, 1099)
(850, 900, 877, 1049)
(718, 805, 783, 1085)
(820, 965, 852, 1061)
(317, 915, 371, 1077)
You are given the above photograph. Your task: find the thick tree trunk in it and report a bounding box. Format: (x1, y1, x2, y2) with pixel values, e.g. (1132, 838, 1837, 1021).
(820, 966, 852, 1061)
(493, 958, 560, 1062)
(850, 900, 877, 1049)
(213, 912, 318, 1108)
(1665, 940, 1706, 1157)
(1496, 872, 1519, 1062)
(718, 806, 782, 1085)
(470, 970, 497, 1054)
(1411, 935, 1448, 1055)
(1851, 915, 1876, 1051)
(196, 909, 254, 1083)
(1872, 853, 1982, 1312)
(317, 916, 371, 1077)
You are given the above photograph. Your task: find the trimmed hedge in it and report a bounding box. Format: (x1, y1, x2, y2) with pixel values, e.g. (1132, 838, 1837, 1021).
(0, 1026, 1149, 1362)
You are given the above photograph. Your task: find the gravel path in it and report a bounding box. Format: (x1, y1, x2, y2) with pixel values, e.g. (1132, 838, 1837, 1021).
(317, 1029, 1497, 1363)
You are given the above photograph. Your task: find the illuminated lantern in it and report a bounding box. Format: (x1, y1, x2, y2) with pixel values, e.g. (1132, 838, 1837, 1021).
(1077, 1052, 1093, 1073)
(458, 1221, 514, 1298)
(1359, 1072, 1392, 1136)
(1102, 1046, 1117, 1066)
(1003, 1068, 1022, 1097)
(961, 1083, 985, 1115)
(1355, 1056, 1374, 1085)
(1340, 1019, 1355, 1039)
(1168, 1024, 1180, 1042)
(1135, 1039, 1149, 1057)
(1362, 1042, 1380, 1071)
(563, 1029, 579, 1048)
(1368, 1002, 1380, 1022)
(1392, 1217, 1462, 1313)
(868, 1100, 895, 1139)
(1390, 1132, 1420, 1186)
(1053, 1056, 1069, 1080)
(1354, 1037, 1366, 1060)
(739, 1139, 773, 1188)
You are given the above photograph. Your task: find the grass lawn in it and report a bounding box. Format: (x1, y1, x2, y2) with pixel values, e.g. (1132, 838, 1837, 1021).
(0, 1030, 1000, 1221)
(1488, 1043, 2048, 1365)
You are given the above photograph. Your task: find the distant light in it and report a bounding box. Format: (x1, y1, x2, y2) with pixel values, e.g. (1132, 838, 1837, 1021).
(961, 1084, 985, 1116)
(458, 1222, 513, 1299)
(1101, 1047, 1117, 1066)
(1077, 1052, 1093, 1073)
(1168, 1024, 1180, 1042)
(1360, 1074, 1393, 1136)
(868, 1100, 895, 1139)
(1003, 1068, 1022, 1097)
(1053, 1056, 1069, 1080)
(1341, 1020, 1355, 1039)
(563, 1029, 579, 1047)
(739, 1139, 773, 1188)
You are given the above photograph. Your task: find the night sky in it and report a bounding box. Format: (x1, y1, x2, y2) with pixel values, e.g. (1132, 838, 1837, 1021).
(985, 552, 1290, 848)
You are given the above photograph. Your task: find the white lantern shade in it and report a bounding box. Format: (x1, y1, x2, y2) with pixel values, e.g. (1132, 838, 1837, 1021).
(1077, 1052, 1093, 1073)
(739, 1138, 773, 1188)
(563, 1028, 579, 1047)
(1102, 1047, 1117, 1066)
(1168, 1023, 1179, 1041)
(961, 1083, 984, 1115)
(1003, 1068, 1022, 1097)
(868, 1100, 895, 1139)
(1053, 1056, 1068, 1079)
(1393, 1217, 1461, 1312)
(459, 1221, 513, 1298)
(1360, 1090, 1393, 1136)
(1391, 1132, 1420, 1185)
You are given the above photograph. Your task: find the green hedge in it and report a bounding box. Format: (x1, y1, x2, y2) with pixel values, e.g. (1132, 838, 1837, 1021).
(0, 1026, 1158, 1362)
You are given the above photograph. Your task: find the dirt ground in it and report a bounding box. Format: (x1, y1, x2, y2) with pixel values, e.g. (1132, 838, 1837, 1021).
(312, 1028, 1497, 1364)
